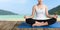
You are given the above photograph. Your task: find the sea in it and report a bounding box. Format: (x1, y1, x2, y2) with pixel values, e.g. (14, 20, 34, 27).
(0, 15, 60, 21)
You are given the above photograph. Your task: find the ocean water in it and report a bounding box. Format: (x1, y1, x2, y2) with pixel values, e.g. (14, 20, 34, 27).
(0, 15, 60, 21)
(0, 15, 24, 21)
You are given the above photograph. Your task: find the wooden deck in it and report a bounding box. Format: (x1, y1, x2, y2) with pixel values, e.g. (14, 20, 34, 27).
(0, 21, 60, 30)
(16, 28, 60, 30)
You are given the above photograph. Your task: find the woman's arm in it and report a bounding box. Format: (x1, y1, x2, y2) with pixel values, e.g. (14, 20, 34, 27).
(30, 5, 36, 18)
(24, 5, 36, 19)
(45, 6, 53, 18)
(45, 6, 58, 18)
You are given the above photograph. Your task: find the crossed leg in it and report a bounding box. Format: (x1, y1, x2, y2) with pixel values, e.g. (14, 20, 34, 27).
(32, 15, 58, 26)
(32, 21, 48, 26)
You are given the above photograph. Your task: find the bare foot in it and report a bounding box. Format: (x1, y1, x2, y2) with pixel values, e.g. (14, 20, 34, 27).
(32, 22, 48, 26)
(36, 22, 48, 26)
(32, 21, 42, 26)
(32, 24, 36, 26)
(32, 21, 39, 26)
(32, 23, 42, 26)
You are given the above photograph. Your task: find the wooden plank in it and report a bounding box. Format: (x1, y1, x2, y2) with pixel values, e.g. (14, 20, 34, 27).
(0, 21, 60, 30)
(0, 21, 17, 30)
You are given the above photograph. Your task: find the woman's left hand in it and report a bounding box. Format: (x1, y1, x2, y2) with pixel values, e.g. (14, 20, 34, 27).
(53, 14, 58, 19)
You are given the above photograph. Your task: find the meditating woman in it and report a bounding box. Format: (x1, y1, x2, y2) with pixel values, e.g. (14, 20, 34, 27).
(24, 0, 58, 27)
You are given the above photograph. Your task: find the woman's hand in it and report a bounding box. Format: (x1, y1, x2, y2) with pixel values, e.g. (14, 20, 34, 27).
(24, 15, 28, 19)
(53, 14, 58, 19)
(24, 15, 31, 19)
(24, 5, 36, 19)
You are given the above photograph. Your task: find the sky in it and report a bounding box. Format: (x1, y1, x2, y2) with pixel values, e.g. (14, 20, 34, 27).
(0, 0, 60, 15)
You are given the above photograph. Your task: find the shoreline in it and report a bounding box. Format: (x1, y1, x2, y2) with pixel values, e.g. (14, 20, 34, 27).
(0, 18, 60, 21)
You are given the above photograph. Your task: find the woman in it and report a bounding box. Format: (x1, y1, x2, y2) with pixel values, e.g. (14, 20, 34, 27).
(24, 0, 58, 26)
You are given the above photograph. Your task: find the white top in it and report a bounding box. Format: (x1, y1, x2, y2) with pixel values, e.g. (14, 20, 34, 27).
(33, 5, 49, 20)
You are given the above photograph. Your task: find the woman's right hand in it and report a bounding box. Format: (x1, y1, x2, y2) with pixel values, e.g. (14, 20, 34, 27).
(24, 15, 30, 19)
(24, 15, 27, 19)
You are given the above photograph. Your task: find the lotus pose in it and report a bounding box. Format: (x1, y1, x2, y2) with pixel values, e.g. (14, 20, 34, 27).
(24, 0, 58, 27)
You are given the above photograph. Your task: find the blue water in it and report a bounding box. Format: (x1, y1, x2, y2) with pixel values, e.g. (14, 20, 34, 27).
(0, 15, 60, 20)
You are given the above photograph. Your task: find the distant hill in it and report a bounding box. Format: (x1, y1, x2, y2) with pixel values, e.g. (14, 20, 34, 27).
(49, 5, 60, 15)
(1, 5, 60, 15)
(0, 9, 18, 15)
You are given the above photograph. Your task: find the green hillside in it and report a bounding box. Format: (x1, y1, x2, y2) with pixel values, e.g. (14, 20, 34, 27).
(49, 5, 60, 15)
(0, 5, 60, 15)
(0, 9, 18, 15)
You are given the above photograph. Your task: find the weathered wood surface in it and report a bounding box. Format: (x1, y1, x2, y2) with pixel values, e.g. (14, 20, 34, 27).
(0, 21, 17, 30)
(16, 28, 60, 30)
(0, 21, 60, 30)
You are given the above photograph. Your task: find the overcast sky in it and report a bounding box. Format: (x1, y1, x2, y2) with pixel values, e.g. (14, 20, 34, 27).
(0, 0, 60, 15)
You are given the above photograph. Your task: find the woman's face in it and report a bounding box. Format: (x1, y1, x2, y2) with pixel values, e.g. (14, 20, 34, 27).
(38, 0, 43, 3)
